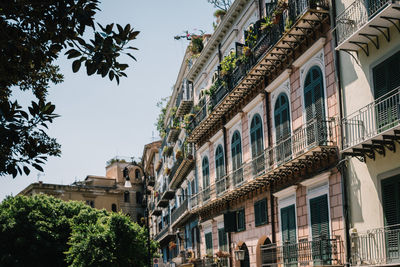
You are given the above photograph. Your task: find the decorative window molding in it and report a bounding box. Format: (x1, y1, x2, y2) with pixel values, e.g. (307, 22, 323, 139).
(300, 171, 330, 188)
(225, 112, 243, 129)
(273, 185, 298, 199)
(265, 69, 291, 93)
(292, 37, 326, 68)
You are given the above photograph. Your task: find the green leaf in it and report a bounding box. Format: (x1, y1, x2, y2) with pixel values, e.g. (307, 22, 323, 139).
(32, 163, 44, 172)
(72, 60, 81, 73)
(23, 166, 30, 175)
(108, 71, 114, 81)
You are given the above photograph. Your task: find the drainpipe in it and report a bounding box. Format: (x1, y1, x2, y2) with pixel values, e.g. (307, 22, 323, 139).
(264, 90, 276, 243)
(331, 0, 351, 265)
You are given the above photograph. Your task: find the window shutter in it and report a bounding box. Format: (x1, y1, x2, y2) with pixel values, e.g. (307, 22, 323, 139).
(237, 209, 246, 231)
(310, 194, 330, 240)
(224, 212, 237, 232)
(261, 198, 268, 224)
(281, 205, 296, 243)
(254, 201, 261, 226)
(382, 176, 400, 226)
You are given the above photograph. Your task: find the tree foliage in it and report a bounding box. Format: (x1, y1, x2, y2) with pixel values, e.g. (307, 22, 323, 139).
(0, 0, 139, 177)
(0, 194, 158, 267)
(207, 0, 232, 11)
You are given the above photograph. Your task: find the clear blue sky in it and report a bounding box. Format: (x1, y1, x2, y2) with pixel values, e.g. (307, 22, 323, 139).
(1, 0, 215, 200)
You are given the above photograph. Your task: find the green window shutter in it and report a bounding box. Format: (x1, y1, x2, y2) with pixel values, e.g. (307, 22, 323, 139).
(373, 51, 400, 99)
(205, 232, 213, 255)
(218, 228, 228, 251)
(281, 204, 296, 243)
(255, 199, 268, 226)
(237, 209, 246, 231)
(382, 175, 400, 226)
(309, 194, 330, 239)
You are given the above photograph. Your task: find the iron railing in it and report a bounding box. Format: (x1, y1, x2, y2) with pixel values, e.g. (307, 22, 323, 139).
(155, 224, 171, 241)
(171, 198, 188, 223)
(188, 0, 329, 133)
(342, 87, 400, 149)
(261, 236, 344, 266)
(351, 224, 400, 265)
(335, 0, 395, 45)
(195, 119, 336, 207)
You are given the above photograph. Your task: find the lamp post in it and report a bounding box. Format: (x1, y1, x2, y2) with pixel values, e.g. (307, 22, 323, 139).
(123, 163, 152, 267)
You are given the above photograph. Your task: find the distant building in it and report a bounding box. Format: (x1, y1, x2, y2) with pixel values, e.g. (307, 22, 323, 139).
(18, 157, 145, 223)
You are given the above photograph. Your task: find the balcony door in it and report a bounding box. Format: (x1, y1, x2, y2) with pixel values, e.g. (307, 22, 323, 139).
(304, 66, 326, 145)
(274, 93, 291, 164)
(310, 194, 331, 266)
(231, 131, 243, 185)
(250, 114, 265, 176)
(373, 51, 400, 133)
(382, 175, 400, 263)
(202, 157, 210, 201)
(215, 145, 225, 194)
(281, 204, 297, 267)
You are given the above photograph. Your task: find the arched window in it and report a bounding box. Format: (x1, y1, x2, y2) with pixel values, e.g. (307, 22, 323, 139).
(231, 131, 243, 185)
(274, 93, 291, 163)
(111, 203, 117, 212)
(202, 157, 210, 188)
(202, 156, 210, 201)
(250, 114, 264, 157)
(304, 66, 326, 144)
(215, 145, 225, 180)
(135, 169, 140, 179)
(250, 114, 265, 175)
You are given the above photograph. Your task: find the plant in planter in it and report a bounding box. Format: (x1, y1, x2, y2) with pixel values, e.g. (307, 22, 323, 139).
(284, 17, 293, 32)
(164, 167, 171, 175)
(175, 149, 183, 159)
(189, 35, 204, 55)
(162, 146, 173, 157)
(169, 241, 177, 250)
(216, 250, 230, 258)
(245, 25, 258, 48)
(183, 113, 195, 131)
(261, 16, 273, 31)
(220, 52, 237, 78)
(213, 9, 227, 18)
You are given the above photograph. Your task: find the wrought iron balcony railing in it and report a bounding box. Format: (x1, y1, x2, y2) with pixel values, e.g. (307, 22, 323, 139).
(194, 118, 337, 209)
(351, 224, 400, 265)
(335, 0, 400, 52)
(171, 198, 188, 224)
(342, 86, 400, 150)
(187, 0, 330, 142)
(155, 224, 171, 241)
(261, 236, 344, 266)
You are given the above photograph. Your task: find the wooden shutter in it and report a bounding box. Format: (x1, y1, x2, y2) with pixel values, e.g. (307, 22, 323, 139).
(255, 199, 268, 226)
(373, 51, 400, 99)
(224, 212, 237, 232)
(255, 201, 261, 226)
(281, 205, 296, 243)
(205, 232, 213, 254)
(237, 209, 246, 231)
(310, 194, 330, 239)
(382, 175, 400, 226)
(218, 228, 228, 251)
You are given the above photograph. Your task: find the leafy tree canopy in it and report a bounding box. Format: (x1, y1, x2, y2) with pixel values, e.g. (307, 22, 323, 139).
(207, 0, 232, 11)
(0, 0, 139, 177)
(0, 194, 158, 266)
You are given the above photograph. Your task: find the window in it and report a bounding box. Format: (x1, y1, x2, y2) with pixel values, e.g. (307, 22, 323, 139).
(231, 131, 243, 185)
(135, 169, 140, 179)
(373, 51, 400, 132)
(254, 198, 268, 226)
(237, 208, 246, 231)
(250, 114, 264, 175)
(136, 192, 142, 204)
(281, 204, 296, 243)
(202, 157, 210, 188)
(124, 191, 130, 202)
(309, 194, 330, 239)
(85, 200, 94, 208)
(111, 203, 117, 212)
(382, 174, 400, 226)
(218, 228, 228, 251)
(274, 93, 291, 162)
(215, 145, 225, 180)
(205, 232, 213, 256)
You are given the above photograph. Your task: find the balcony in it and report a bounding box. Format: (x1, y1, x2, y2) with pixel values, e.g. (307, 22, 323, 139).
(341, 87, 400, 161)
(155, 224, 175, 243)
(187, 0, 330, 144)
(157, 182, 175, 208)
(335, 0, 400, 55)
(261, 236, 344, 266)
(351, 224, 400, 265)
(149, 202, 162, 217)
(171, 199, 191, 228)
(166, 126, 181, 144)
(176, 82, 193, 117)
(193, 119, 338, 214)
(169, 145, 195, 190)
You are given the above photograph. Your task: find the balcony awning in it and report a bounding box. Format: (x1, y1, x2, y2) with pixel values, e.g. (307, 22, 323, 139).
(335, 0, 400, 56)
(169, 159, 195, 190)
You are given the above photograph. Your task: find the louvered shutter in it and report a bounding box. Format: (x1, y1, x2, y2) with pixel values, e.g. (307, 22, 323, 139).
(224, 212, 237, 232)
(382, 176, 400, 226)
(205, 232, 213, 255)
(281, 205, 296, 243)
(310, 194, 330, 239)
(261, 199, 268, 224)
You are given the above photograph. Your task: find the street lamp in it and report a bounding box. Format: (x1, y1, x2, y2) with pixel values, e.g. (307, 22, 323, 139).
(123, 162, 151, 267)
(234, 250, 245, 261)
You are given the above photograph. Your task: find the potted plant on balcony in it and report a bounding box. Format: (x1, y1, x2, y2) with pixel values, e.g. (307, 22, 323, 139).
(189, 35, 204, 55)
(162, 146, 173, 157)
(214, 9, 226, 24)
(164, 167, 171, 175)
(220, 52, 237, 78)
(216, 250, 230, 258)
(176, 149, 183, 160)
(261, 16, 273, 32)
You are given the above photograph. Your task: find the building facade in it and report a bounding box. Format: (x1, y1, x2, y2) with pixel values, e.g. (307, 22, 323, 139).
(19, 157, 145, 223)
